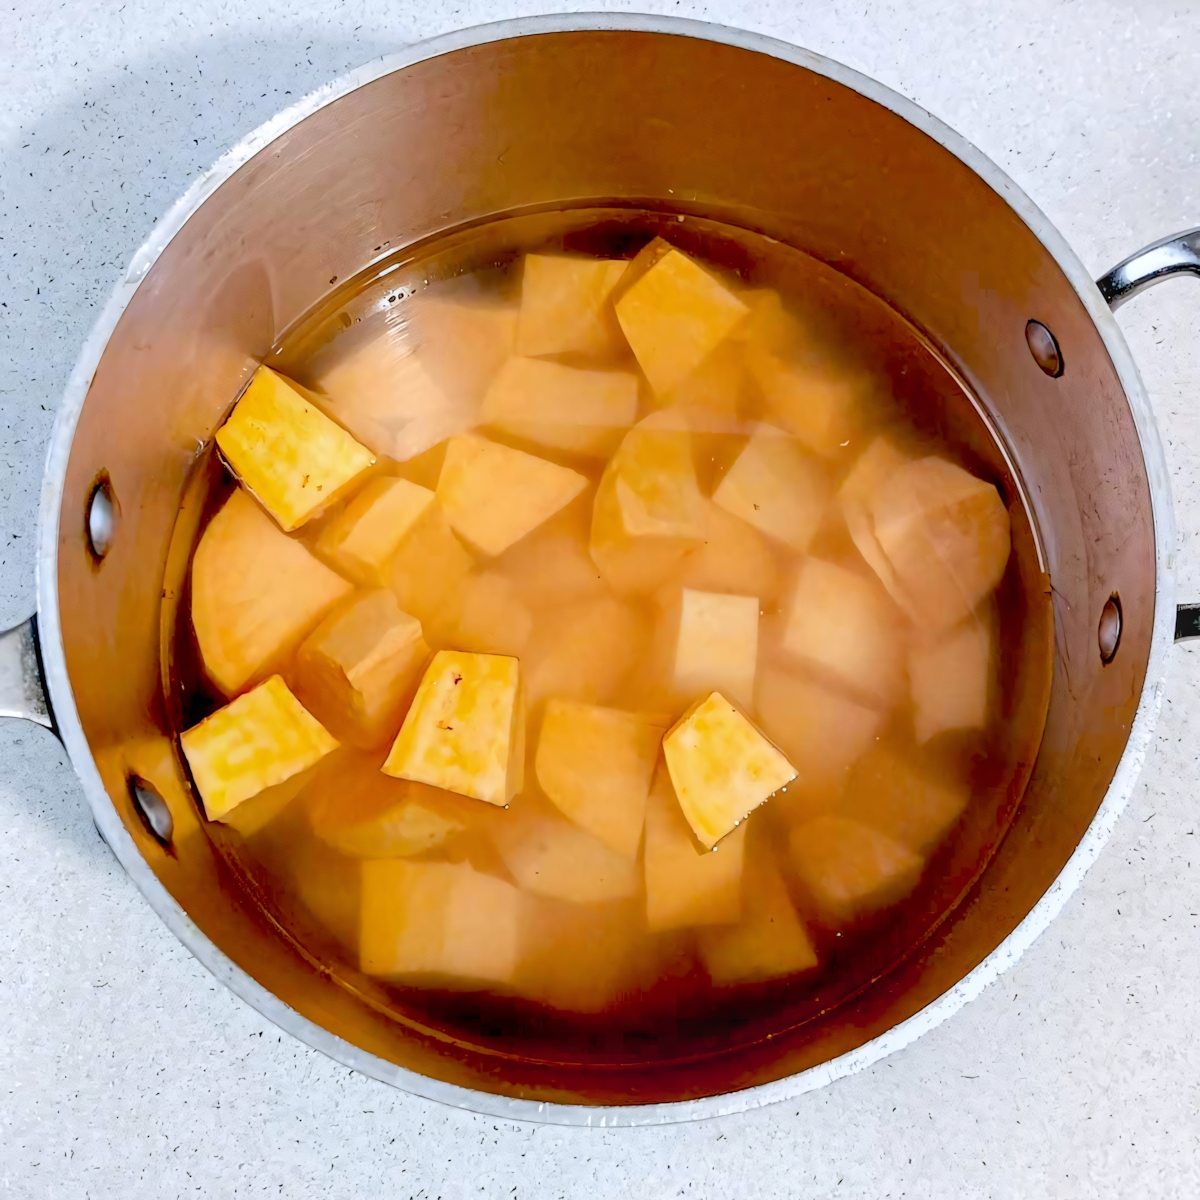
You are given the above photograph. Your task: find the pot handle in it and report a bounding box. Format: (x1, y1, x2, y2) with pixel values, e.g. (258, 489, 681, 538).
(0, 614, 54, 730)
(1097, 228, 1200, 641)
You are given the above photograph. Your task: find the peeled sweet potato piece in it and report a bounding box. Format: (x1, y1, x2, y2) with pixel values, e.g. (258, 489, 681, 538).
(181, 676, 338, 821)
(662, 692, 796, 849)
(869, 456, 1011, 631)
(216, 366, 375, 531)
(516, 254, 627, 359)
(291, 590, 429, 748)
(614, 242, 748, 395)
(535, 700, 663, 858)
(438, 434, 588, 556)
(780, 557, 905, 710)
(672, 588, 760, 709)
(712, 424, 828, 553)
(191, 489, 352, 695)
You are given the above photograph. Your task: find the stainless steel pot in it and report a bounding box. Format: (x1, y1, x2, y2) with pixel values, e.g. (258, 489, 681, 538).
(2, 14, 1197, 1125)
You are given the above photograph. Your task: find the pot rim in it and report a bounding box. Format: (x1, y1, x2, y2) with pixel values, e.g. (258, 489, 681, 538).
(35, 12, 1176, 1127)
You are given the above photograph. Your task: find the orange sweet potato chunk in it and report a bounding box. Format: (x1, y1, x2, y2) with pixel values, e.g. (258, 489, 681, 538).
(516, 254, 627, 359)
(291, 590, 429, 748)
(191, 489, 352, 695)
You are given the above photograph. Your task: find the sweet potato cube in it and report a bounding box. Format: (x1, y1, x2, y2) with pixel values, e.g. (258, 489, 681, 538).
(838, 434, 908, 513)
(663, 692, 796, 849)
(735, 288, 811, 356)
(216, 366, 375, 531)
(615, 244, 749, 395)
(680, 502, 782, 606)
(845, 747, 967, 853)
(535, 700, 663, 858)
(746, 351, 859, 459)
(494, 507, 604, 607)
(383, 650, 521, 806)
(181, 676, 338, 821)
(789, 816, 922, 920)
(481, 357, 638, 457)
(781, 558, 905, 709)
(359, 858, 522, 985)
(440, 570, 534, 657)
(698, 853, 818, 984)
(192, 489, 351, 695)
(673, 589, 759, 708)
(309, 769, 468, 859)
(523, 594, 647, 710)
(909, 617, 992, 743)
(643, 768, 746, 931)
(437, 434, 588, 556)
(516, 254, 627, 359)
(753, 666, 883, 808)
(589, 414, 706, 594)
(712, 424, 828, 553)
(869, 457, 1011, 631)
(219, 767, 316, 840)
(291, 590, 429, 748)
(494, 807, 640, 903)
(313, 332, 464, 463)
(411, 290, 518, 406)
(515, 897, 650, 1013)
(316, 476, 435, 585)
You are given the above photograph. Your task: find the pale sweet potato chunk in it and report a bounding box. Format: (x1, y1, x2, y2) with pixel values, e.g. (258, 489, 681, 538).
(307, 756, 471, 858)
(734, 288, 811, 356)
(219, 767, 315, 840)
(781, 558, 905, 709)
(216, 366, 375, 531)
(313, 332, 464, 463)
(516, 254, 627, 359)
(655, 342, 746, 430)
(494, 806, 640, 904)
(845, 747, 967, 853)
(481, 357, 638, 457)
(869, 457, 1011, 631)
(680, 502, 782, 606)
(359, 858, 522, 986)
(698, 853, 818, 984)
(522, 594, 647, 710)
(411, 290, 518, 405)
(712, 424, 828, 553)
(515, 897, 650, 1013)
(909, 616, 992, 743)
(438, 434, 588, 556)
(438, 570, 534, 658)
(181, 676, 338, 821)
(589, 413, 706, 594)
(383, 650, 522, 806)
(663, 692, 796, 849)
(644, 768, 745, 931)
(494, 506, 604, 607)
(838, 434, 908, 513)
(316, 476, 434, 586)
(672, 588, 759, 708)
(535, 700, 663, 858)
(291, 590, 429, 748)
(192, 489, 352, 695)
(615, 243, 749, 395)
(789, 816, 922, 921)
(753, 666, 883, 806)
(746, 350, 859, 458)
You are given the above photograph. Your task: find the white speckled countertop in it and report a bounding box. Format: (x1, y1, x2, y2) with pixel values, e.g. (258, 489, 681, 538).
(2, 2, 1199, 1195)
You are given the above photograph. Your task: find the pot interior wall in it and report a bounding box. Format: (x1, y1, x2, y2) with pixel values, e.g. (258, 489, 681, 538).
(53, 28, 1156, 1104)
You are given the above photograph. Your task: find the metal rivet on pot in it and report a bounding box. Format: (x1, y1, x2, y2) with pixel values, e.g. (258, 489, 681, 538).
(128, 776, 173, 845)
(86, 475, 116, 560)
(1025, 319, 1064, 378)
(1099, 594, 1122, 664)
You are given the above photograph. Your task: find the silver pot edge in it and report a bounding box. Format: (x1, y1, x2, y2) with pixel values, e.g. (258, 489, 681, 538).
(28, 13, 1180, 1127)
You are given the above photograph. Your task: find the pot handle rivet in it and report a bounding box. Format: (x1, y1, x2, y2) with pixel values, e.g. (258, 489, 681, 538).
(1025, 319, 1063, 377)
(128, 776, 173, 846)
(87, 474, 116, 561)
(1098, 594, 1122, 664)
